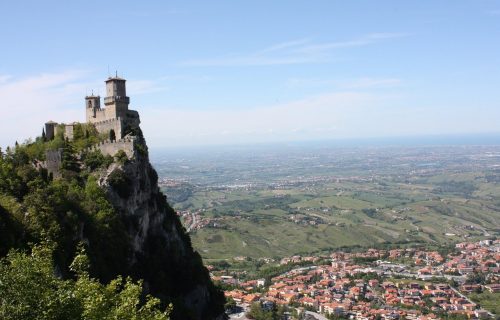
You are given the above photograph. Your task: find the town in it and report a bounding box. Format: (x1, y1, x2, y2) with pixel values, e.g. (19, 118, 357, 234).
(211, 240, 499, 319)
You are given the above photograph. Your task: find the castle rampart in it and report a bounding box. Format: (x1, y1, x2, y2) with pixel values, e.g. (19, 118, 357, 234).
(92, 117, 124, 140)
(64, 123, 75, 140)
(85, 137, 136, 158)
(43, 138, 136, 179)
(45, 149, 63, 179)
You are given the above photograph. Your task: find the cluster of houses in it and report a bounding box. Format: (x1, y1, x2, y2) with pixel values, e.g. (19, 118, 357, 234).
(216, 240, 499, 319)
(444, 241, 500, 277)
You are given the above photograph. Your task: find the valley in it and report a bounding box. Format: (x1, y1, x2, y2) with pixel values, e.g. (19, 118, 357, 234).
(153, 142, 500, 261)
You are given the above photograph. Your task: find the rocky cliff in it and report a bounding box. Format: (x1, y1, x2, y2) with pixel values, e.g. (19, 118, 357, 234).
(92, 134, 226, 320)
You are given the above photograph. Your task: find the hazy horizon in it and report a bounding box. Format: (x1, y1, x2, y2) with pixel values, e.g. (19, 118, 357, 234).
(147, 132, 500, 153)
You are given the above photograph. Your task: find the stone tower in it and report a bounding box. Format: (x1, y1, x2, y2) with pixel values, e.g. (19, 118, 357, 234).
(104, 76, 130, 120)
(45, 121, 57, 140)
(85, 95, 101, 122)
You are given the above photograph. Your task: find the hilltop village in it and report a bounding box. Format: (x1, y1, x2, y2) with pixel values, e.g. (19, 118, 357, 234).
(213, 240, 499, 320)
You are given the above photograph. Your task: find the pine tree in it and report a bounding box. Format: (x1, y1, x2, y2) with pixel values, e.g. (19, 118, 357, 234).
(41, 128, 46, 141)
(61, 140, 80, 173)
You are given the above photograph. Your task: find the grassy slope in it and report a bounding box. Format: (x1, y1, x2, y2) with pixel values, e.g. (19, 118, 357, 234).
(468, 292, 500, 315)
(166, 169, 500, 260)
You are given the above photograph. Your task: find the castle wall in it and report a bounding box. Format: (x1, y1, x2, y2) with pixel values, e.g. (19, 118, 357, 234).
(45, 122, 56, 140)
(102, 101, 128, 120)
(45, 149, 62, 179)
(104, 104, 117, 120)
(87, 138, 135, 158)
(93, 117, 123, 139)
(64, 125, 74, 140)
(87, 108, 108, 123)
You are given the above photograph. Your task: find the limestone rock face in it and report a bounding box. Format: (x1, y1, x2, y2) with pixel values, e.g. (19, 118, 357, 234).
(97, 137, 226, 320)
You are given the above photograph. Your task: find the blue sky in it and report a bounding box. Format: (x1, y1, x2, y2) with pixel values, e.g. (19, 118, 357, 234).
(1, 1, 499, 148)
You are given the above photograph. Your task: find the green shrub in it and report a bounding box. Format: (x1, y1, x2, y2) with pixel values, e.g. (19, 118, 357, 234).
(0, 243, 171, 320)
(114, 150, 128, 165)
(108, 169, 132, 198)
(83, 149, 113, 170)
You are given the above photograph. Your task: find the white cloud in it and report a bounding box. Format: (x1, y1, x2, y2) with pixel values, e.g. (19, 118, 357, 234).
(140, 88, 500, 148)
(0, 75, 12, 84)
(0, 70, 90, 147)
(285, 77, 402, 89)
(127, 79, 168, 95)
(141, 91, 382, 147)
(180, 33, 408, 67)
(339, 77, 402, 89)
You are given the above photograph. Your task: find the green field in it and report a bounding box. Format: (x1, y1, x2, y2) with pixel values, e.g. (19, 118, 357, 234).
(168, 174, 499, 260)
(468, 292, 500, 315)
(156, 145, 500, 260)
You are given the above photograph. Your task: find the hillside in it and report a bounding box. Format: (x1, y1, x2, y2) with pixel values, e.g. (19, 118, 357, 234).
(0, 126, 226, 320)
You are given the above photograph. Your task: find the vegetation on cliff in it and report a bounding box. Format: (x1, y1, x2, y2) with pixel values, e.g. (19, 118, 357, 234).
(0, 242, 171, 319)
(0, 132, 225, 319)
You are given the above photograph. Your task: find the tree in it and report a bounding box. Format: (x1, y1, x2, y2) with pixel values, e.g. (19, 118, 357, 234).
(225, 297, 237, 312)
(0, 242, 171, 320)
(83, 149, 113, 170)
(61, 140, 80, 173)
(108, 169, 132, 198)
(247, 302, 281, 320)
(73, 124, 85, 140)
(114, 149, 128, 165)
(465, 272, 486, 285)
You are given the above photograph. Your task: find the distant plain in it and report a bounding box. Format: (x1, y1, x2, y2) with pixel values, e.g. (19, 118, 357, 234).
(152, 138, 500, 260)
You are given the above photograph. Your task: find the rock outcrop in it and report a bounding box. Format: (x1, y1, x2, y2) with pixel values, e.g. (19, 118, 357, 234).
(93, 134, 226, 320)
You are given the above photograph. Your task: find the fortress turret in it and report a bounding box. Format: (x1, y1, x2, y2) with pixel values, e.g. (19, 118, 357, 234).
(45, 121, 57, 140)
(85, 95, 101, 122)
(104, 76, 130, 119)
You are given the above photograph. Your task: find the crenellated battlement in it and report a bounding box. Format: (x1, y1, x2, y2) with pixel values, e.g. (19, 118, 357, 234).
(85, 136, 136, 158)
(42, 137, 137, 179)
(92, 117, 123, 125)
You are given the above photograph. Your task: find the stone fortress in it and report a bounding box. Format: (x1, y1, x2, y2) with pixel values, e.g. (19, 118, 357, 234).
(44, 75, 140, 177)
(45, 74, 140, 142)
